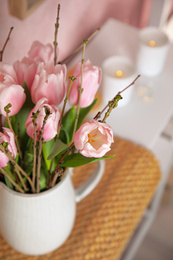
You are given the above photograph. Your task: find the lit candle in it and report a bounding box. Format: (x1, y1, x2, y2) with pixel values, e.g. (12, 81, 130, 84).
(101, 56, 136, 107)
(115, 70, 123, 78)
(149, 40, 156, 47)
(137, 27, 169, 77)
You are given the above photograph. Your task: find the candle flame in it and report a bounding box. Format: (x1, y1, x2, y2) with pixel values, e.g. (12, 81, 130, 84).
(116, 70, 123, 78)
(149, 40, 156, 47)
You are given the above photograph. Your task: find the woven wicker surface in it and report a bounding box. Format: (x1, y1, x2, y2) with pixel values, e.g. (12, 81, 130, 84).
(0, 137, 161, 260)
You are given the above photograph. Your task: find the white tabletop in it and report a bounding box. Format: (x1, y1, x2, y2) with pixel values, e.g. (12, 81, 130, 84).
(68, 19, 173, 150)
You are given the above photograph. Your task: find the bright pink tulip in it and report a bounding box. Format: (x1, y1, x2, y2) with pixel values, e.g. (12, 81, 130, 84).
(25, 98, 61, 142)
(0, 127, 17, 167)
(28, 41, 56, 63)
(0, 63, 26, 116)
(30, 61, 67, 105)
(74, 119, 114, 158)
(68, 60, 101, 107)
(13, 57, 38, 90)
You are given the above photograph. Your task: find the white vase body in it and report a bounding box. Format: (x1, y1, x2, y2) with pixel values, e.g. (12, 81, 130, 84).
(0, 161, 104, 255)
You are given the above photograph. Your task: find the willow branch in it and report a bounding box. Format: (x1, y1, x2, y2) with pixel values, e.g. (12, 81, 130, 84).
(53, 4, 60, 65)
(32, 118, 37, 189)
(36, 107, 50, 193)
(0, 168, 24, 193)
(94, 75, 141, 122)
(59, 28, 100, 64)
(0, 145, 35, 192)
(0, 27, 14, 62)
(14, 165, 28, 192)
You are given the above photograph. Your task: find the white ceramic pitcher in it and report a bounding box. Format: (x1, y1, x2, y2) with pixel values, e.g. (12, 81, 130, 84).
(0, 160, 105, 255)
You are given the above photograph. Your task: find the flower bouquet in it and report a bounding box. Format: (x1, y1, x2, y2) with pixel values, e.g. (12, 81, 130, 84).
(0, 4, 139, 255)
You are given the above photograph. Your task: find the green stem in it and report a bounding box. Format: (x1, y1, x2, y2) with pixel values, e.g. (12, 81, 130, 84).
(49, 77, 76, 174)
(36, 107, 50, 193)
(72, 40, 87, 141)
(58, 76, 76, 138)
(32, 118, 37, 190)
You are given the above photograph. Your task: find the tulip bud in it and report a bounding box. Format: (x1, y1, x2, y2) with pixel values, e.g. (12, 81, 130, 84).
(25, 98, 61, 142)
(30, 61, 67, 106)
(68, 60, 101, 108)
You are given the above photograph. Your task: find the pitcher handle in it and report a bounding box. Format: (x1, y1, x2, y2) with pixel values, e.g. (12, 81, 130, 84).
(75, 160, 105, 203)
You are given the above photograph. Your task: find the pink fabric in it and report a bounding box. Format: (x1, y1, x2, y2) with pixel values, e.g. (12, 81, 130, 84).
(0, 0, 152, 64)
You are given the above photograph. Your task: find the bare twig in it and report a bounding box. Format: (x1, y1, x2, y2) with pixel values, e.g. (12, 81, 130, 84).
(0, 168, 24, 193)
(49, 167, 64, 188)
(53, 4, 60, 65)
(0, 27, 14, 62)
(94, 75, 141, 122)
(0, 145, 35, 192)
(36, 107, 50, 193)
(50, 141, 74, 185)
(59, 28, 100, 64)
(32, 116, 38, 190)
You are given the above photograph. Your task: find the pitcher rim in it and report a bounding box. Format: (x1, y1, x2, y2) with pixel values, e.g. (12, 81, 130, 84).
(0, 167, 72, 198)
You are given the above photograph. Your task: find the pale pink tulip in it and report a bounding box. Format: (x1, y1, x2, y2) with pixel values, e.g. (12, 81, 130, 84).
(0, 63, 26, 116)
(28, 41, 56, 63)
(25, 98, 61, 142)
(0, 127, 17, 167)
(68, 60, 101, 107)
(31, 61, 67, 105)
(13, 57, 38, 90)
(74, 119, 114, 158)
(0, 63, 18, 85)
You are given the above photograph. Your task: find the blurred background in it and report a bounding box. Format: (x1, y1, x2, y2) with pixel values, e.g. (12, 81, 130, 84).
(0, 0, 173, 259)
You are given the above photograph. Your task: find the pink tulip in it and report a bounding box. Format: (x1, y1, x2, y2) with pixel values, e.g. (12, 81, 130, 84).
(30, 61, 67, 105)
(0, 85, 26, 116)
(13, 57, 38, 91)
(0, 127, 17, 167)
(0, 63, 26, 116)
(25, 98, 61, 142)
(28, 41, 56, 63)
(68, 60, 101, 107)
(74, 119, 114, 158)
(0, 63, 18, 85)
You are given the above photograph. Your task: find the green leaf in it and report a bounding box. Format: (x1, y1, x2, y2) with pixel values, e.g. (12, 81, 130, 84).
(77, 98, 98, 129)
(23, 138, 34, 174)
(42, 139, 55, 170)
(10, 82, 35, 151)
(47, 139, 68, 160)
(61, 153, 115, 167)
(59, 99, 98, 144)
(39, 169, 47, 191)
(59, 106, 76, 144)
